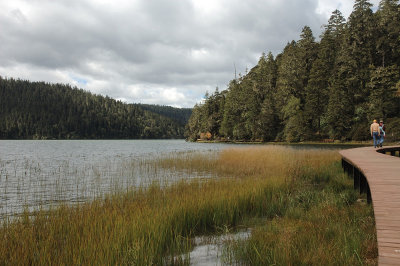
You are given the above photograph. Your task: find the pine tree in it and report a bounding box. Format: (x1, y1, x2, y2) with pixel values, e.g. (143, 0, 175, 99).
(326, 43, 355, 140)
(346, 0, 377, 104)
(376, 0, 400, 66)
(368, 66, 400, 120)
(304, 10, 346, 137)
(297, 26, 318, 89)
(326, 78, 353, 140)
(185, 103, 203, 141)
(275, 41, 303, 116)
(220, 80, 242, 139)
(282, 96, 305, 142)
(256, 52, 279, 141)
(276, 27, 316, 140)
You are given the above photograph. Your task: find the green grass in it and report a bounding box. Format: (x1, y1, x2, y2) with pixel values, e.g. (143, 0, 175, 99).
(0, 146, 377, 265)
(225, 162, 377, 265)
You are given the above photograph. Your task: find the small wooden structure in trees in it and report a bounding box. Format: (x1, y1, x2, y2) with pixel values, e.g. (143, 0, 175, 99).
(199, 132, 212, 140)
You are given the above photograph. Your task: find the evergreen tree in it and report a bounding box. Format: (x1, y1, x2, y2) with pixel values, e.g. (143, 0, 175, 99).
(257, 52, 279, 141)
(368, 66, 400, 120)
(220, 80, 241, 139)
(376, 0, 400, 67)
(202, 88, 225, 138)
(326, 74, 353, 140)
(276, 27, 316, 141)
(304, 10, 346, 137)
(282, 96, 306, 142)
(297, 26, 318, 89)
(185, 103, 204, 141)
(345, 0, 376, 104)
(275, 41, 303, 116)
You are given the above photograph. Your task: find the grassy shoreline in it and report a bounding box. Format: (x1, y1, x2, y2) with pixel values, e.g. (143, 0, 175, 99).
(195, 139, 399, 147)
(195, 139, 371, 145)
(0, 147, 377, 265)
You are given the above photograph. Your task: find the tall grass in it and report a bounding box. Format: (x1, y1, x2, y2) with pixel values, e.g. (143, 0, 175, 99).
(226, 164, 377, 265)
(0, 146, 377, 265)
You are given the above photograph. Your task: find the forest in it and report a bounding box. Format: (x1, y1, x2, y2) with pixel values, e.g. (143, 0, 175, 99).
(0, 77, 190, 139)
(185, 0, 400, 142)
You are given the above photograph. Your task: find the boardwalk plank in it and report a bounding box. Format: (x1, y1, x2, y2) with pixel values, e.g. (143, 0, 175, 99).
(380, 256, 400, 265)
(340, 146, 400, 266)
(379, 255, 400, 264)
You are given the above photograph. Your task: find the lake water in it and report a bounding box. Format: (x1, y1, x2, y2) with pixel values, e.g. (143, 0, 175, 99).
(0, 140, 249, 217)
(0, 140, 359, 218)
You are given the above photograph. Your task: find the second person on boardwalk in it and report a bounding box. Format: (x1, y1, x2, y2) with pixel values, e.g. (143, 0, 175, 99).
(379, 120, 386, 147)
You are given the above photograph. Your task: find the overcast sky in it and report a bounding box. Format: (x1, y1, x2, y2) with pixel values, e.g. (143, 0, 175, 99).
(0, 0, 380, 108)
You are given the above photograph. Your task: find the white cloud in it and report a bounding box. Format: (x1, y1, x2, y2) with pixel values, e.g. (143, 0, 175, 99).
(316, 0, 380, 19)
(0, 0, 382, 108)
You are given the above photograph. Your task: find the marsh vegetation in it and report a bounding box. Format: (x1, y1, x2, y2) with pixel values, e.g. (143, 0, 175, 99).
(0, 146, 377, 265)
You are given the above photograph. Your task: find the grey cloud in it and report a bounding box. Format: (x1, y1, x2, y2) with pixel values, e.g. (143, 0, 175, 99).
(0, 0, 341, 107)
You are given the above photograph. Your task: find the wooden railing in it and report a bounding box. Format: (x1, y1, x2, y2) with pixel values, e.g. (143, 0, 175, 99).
(376, 146, 400, 157)
(341, 157, 372, 203)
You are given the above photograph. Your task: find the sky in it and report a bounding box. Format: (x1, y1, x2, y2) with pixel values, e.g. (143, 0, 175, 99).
(0, 0, 380, 108)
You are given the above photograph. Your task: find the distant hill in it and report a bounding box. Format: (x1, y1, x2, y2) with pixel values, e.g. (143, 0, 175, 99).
(135, 104, 192, 126)
(0, 77, 191, 139)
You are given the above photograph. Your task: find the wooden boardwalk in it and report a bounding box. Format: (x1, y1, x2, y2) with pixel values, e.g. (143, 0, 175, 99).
(339, 146, 400, 265)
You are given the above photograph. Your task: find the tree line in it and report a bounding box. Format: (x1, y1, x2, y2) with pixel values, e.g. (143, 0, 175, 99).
(186, 0, 400, 142)
(0, 77, 190, 139)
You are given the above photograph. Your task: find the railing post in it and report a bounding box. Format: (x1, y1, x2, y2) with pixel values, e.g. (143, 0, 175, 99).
(341, 156, 373, 204)
(360, 172, 367, 194)
(342, 159, 350, 175)
(366, 182, 372, 204)
(353, 166, 360, 191)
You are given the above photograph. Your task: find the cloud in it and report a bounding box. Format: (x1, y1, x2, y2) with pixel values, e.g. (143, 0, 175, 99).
(0, 0, 381, 108)
(316, 0, 380, 20)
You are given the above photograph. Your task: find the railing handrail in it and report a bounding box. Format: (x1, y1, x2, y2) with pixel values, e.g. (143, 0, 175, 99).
(376, 146, 400, 155)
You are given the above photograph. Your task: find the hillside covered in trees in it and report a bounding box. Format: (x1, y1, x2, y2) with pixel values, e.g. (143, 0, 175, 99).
(0, 77, 190, 139)
(136, 104, 192, 127)
(186, 0, 400, 142)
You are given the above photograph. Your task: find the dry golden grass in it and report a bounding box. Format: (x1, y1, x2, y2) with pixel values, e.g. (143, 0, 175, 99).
(0, 146, 376, 265)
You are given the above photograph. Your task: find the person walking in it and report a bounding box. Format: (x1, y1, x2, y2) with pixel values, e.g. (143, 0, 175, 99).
(379, 120, 386, 147)
(370, 119, 380, 148)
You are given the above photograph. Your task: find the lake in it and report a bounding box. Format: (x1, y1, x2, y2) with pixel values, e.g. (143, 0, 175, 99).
(0, 139, 359, 218)
(0, 140, 250, 217)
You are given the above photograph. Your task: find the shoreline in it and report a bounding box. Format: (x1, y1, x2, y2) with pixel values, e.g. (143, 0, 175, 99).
(194, 139, 382, 146)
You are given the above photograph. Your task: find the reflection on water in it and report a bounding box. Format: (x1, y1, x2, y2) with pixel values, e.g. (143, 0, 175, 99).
(174, 229, 251, 265)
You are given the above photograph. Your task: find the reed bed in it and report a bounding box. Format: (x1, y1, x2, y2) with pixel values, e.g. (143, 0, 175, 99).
(0, 146, 377, 265)
(225, 167, 377, 265)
